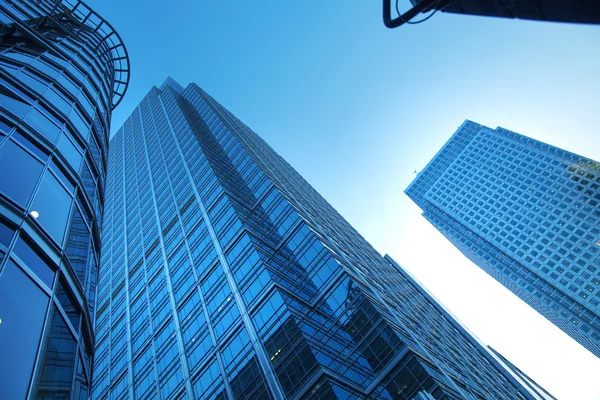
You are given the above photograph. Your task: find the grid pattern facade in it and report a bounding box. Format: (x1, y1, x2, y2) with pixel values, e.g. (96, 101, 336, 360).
(0, 1, 128, 398)
(487, 347, 556, 400)
(93, 78, 542, 400)
(406, 120, 600, 358)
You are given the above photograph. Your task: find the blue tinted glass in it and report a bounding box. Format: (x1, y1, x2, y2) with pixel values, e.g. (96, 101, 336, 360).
(36, 308, 77, 398)
(12, 132, 49, 161)
(13, 236, 55, 287)
(24, 108, 61, 144)
(0, 220, 14, 247)
(57, 133, 82, 172)
(0, 140, 43, 205)
(50, 159, 76, 194)
(57, 74, 78, 96)
(19, 71, 48, 95)
(0, 119, 13, 136)
(4, 50, 35, 64)
(56, 279, 80, 329)
(31, 171, 72, 244)
(69, 110, 89, 139)
(44, 87, 72, 116)
(0, 87, 31, 118)
(30, 58, 60, 79)
(0, 260, 49, 400)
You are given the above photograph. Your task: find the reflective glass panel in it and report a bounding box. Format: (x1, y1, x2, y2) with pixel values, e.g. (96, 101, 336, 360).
(35, 308, 77, 399)
(0, 140, 43, 205)
(0, 119, 13, 136)
(0, 219, 14, 247)
(0, 260, 49, 400)
(31, 171, 72, 244)
(13, 236, 55, 287)
(24, 107, 61, 144)
(0, 85, 31, 118)
(44, 86, 73, 116)
(57, 133, 82, 172)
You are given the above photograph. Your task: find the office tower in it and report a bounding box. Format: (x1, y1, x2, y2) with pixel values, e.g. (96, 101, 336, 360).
(487, 347, 557, 400)
(93, 78, 546, 400)
(406, 120, 600, 358)
(0, 1, 129, 399)
(384, 0, 600, 28)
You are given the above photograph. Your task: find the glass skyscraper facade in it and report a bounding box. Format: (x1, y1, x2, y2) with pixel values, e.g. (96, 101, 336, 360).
(406, 120, 600, 358)
(0, 0, 128, 398)
(486, 347, 557, 400)
(93, 78, 545, 400)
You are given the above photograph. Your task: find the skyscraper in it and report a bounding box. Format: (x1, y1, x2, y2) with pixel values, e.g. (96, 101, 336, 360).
(486, 346, 557, 400)
(0, 1, 128, 398)
(406, 120, 600, 358)
(93, 78, 547, 399)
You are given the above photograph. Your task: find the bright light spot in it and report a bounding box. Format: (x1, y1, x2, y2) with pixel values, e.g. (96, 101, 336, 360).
(30, 210, 39, 219)
(0, 318, 2, 324)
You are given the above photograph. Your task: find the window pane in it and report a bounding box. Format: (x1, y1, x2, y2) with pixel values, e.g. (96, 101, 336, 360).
(57, 133, 82, 172)
(12, 132, 49, 161)
(13, 236, 56, 287)
(56, 279, 80, 329)
(24, 108, 61, 144)
(19, 71, 48, 95)
(44, 87, 73, 116)
(0, 260, 50, 400)
(69, 110, 89, 140)
(0, 140, 43, 205)
(0, 118, 14, 136)
(31, 172, 72, 244)
(0, 85, 31, 118)
(35, 308, 77, 399)
(0, 219, 14, 247)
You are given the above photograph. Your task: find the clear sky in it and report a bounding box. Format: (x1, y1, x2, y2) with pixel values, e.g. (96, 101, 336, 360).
(88, 1, 600, 398)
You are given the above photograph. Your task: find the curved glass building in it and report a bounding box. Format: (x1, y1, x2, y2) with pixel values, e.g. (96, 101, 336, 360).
(0, 1, 129, 398)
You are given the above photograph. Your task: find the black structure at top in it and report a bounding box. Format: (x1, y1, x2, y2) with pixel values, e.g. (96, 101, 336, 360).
(2, 0, 130, 107)
(384, 0, 600, 28)
(55, 0, 130, 108)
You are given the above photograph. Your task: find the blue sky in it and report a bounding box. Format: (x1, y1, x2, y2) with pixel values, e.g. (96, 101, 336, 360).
(89, 1, 600, 398)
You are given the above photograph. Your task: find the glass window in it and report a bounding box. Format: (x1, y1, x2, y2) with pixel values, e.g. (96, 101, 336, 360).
(5, 50, 36, 64)
(57, 73, 78, 97)
(44, 87, 73, 116)
(24, 107, 61, 144)
(56, 279, 80, 330)
(19, 71, 48, 95)
(0, 85, 31, 118)
(57, 133, 82, 172)
(0, 118, 14, 136)
(13, 236, 56, 287)
(30, 58, 60, 80)
(0, 219, 14, 247)
(0, 260, 50, 400)
(31, 172, 72, 244)
(64, 206, 90, 283)
(50, 159, 76, 194)
(35, 308, 77, 399)
(0, 140, 43, 205)
(78, 91, 95, 117)
(69, 110, 89, 140)
(12, 132, 49, 161)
